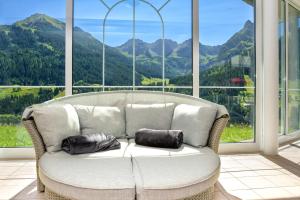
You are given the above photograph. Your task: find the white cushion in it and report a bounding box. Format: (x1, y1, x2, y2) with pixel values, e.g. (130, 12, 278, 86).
(125, 139, 204, 157)
(33, 104, 80, 152)
(126, 103, 175, 137)
(132, 148, 220, 200)
(74, 105, 125, 138)
(171, 104, 217, 147)
(39, 140, 134, 191)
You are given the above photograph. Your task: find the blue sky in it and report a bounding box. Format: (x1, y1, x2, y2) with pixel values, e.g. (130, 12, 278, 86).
(0, 0, 253, 46)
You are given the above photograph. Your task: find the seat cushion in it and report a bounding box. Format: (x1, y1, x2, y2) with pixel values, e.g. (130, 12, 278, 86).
(171, 104, 217, 147)
(125, 103, 175, 137)
(131, 147, 220, 200)
(33, 104, 80, 152)
(125, 139, 205, 157)
(74, 105, 125, 138)
(39, 139, 135, 200)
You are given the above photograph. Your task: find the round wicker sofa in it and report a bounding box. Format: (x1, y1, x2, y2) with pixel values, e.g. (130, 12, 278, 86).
(22, 91, 229, 200)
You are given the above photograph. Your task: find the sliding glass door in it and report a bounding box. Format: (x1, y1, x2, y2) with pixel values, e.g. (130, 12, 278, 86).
(287, 4, 300, 134)
(199, 0, 256, 143)
(279, 1, 300, 135)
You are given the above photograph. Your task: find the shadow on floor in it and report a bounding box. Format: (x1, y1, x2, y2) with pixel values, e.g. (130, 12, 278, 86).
(11, 180, 45, 200)
(215, 182, 241, 200)
(262, 155, 300, 178)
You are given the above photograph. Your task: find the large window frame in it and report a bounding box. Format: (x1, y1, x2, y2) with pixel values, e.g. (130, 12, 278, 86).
(66, 0, 262, 153)
(1, 0, 264, 157)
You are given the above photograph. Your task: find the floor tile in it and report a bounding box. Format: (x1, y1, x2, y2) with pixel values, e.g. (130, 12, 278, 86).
(253, 187, 292, 199)
(230, 170, 258, 178)
(237, 176, 276, 189)
(282, 186, 300, 196)
(218, 177, 249, 191)
(263, 174, 300, 187)
(228, 189, 261, 200)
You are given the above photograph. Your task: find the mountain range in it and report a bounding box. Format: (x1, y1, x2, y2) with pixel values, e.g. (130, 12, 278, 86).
(0, 13, 255, 86)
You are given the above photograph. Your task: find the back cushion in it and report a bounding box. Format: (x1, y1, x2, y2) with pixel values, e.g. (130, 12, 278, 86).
(171, 104, 217, 147)
(33, 104, 80, 152)
(74, 105, 125, 138)
(126, 103, 175, 137)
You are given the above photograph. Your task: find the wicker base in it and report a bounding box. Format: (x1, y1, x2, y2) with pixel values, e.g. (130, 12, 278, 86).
(44, 186, 214, 200)
(45, 188, 70, 200)
(180, 186, 214, 200)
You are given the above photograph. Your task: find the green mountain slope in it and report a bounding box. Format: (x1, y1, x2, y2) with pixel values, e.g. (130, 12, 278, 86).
(0, 13, 255, 86)
(0, 14, 136, 86)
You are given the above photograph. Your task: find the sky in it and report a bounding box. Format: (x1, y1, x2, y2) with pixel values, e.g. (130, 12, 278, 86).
(0, 0, 254, 46)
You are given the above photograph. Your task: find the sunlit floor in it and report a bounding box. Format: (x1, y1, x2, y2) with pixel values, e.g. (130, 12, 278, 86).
(0, 140, 300, 200)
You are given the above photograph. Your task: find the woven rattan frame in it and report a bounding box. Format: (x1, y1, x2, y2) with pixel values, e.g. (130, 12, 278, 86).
(180, 186, 214, 200)
(23, 119, 46, 192)
(44, 186, 214, 200)
(208, 115, 229, 153)
(22, 105, 229, 199)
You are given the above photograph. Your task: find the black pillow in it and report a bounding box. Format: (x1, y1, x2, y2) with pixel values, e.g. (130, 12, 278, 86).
(62, 133, 120, 155)
(135, 129, 183, 149)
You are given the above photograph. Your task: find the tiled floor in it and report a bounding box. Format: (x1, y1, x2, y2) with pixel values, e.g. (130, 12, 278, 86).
(0, 140, 300, 200)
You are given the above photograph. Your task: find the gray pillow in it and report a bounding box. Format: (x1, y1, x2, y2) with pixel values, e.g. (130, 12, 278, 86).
(171, 104, 217, 147)
(33, 104, 80, 152)
(126, 103, 175, 137)
(74, 105, 125, 138)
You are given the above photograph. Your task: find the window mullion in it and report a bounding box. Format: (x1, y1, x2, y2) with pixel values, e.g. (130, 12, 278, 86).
(192, 0, 199, 97)
(65, 0, 73, 96)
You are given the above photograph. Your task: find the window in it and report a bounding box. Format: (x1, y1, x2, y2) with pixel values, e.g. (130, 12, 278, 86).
(279, 1, 300, 135)
(0, 0, 260, 148)
(0, 0, 66, 147)
(73, 0, 192, 94)
(279, 0, 286, 135)
(287, 3, 300, 134)
(199, 0, 256, 143)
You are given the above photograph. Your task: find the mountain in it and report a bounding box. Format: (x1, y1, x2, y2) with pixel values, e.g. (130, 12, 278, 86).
(116, 20, 254, 74)
(0, 13, 136, 86)
(117, 39, 178, 57)
(0, 13, 255, 87)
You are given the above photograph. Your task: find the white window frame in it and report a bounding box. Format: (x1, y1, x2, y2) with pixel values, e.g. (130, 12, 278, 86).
(0, 0, 268, 158)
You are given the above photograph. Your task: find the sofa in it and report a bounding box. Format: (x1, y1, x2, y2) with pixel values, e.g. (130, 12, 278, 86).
(22, 91, 229, 200)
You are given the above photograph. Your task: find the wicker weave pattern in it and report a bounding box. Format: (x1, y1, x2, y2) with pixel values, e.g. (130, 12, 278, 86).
(23, 119, 46, 192)
(180, 186, 214, 200)
(44, 186, 213, 200)
(208, 115, 229, 153)
(45, 188, 70, 200)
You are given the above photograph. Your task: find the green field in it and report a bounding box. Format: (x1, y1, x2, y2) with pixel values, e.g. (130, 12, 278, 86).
(0, 123, 253, 147)
(221, 124, 253, 143)
(0, 125, 32, 147)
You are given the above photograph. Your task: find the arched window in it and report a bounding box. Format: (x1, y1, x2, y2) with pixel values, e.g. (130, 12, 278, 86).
(73, 0, 192, 94)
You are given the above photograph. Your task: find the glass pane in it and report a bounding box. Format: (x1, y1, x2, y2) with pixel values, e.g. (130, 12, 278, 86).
(73, 0, 192, 93)
(73, 0, 106, 87)
(200, 88, 255, 143)
(0, 87, 65, 147)
(0, 0, 66, 86)
(279, 0, 286, 135)
(0, 0, 66, 148)
(199, 0, 255, 143)
(162, 0, 192, 87)
(135, 2, 162, 86)
(287, 5, 300, 134)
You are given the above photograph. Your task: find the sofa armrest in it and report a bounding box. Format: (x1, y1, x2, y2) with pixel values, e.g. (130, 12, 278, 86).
(208, 114, 229, 153)
(22, 118, 46, 192)
(23, 118, 46, 159)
